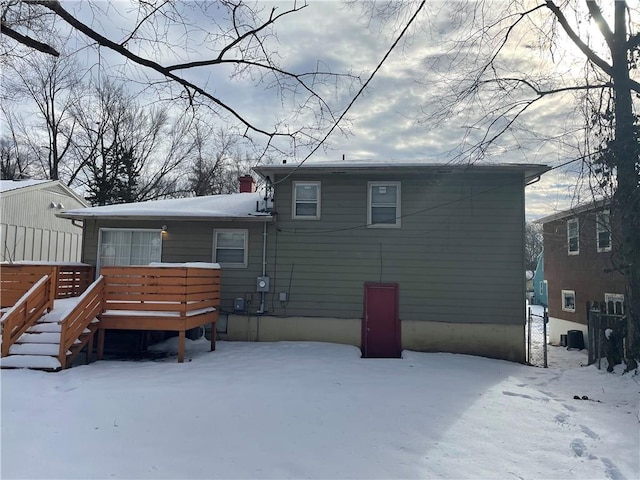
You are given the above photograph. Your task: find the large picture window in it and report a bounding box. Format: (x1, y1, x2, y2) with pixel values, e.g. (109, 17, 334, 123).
(292, 182, 321, 219)
(596, 210, 612, 253)
(213, 229, 248, 268)
(368, 182, 401, 228)
(98, 229, 162, 271)
(567, 218, 579, 255)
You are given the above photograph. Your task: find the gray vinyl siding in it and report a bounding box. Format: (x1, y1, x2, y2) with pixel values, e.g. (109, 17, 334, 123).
(78, 170, 526, 326)
(263, 172, 525, 325)
(81, 219, 267, 313)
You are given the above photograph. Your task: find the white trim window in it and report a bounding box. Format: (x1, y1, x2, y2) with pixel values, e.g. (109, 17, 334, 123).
(562, 290, 576, 312)
(368, 181, 401, 228)
(567, 218, 579, 255)
(98, 229, 162, 272)
(292, 181, 321, 219)
(213, 229, 248, 268)
(604, 293, 624, 315)
(596, 210, 612, 253)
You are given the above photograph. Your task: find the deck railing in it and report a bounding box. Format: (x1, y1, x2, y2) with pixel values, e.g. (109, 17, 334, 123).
(0, 264, 93, 308)
(99, 265, 221, 362)
(1, 275, 54, 357)
(58, 276, 105, 369)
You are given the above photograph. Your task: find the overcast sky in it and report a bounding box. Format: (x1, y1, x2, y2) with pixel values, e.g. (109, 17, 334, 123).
(14, 0, 625, 220)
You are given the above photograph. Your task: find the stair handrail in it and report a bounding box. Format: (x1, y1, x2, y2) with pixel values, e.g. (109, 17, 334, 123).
(58, 276, 105, 369)
(1, 275, 54, 357)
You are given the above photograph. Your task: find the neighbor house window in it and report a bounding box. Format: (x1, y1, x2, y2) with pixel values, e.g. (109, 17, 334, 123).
(98, 229, 162, 272)
(368, 182, 401, 227)
(213, 229, 248, 268)
(567, 218, 579, 255)
(604, 293, 624, 315)
(539, 280, 547, 297)
(596, 210, 612, 253)
(292, 182, 321, 219)
(562, 290, 576, 312)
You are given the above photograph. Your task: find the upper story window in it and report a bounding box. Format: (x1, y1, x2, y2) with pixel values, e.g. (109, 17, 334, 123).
(213, 229, 248, 268)
(368, 181, 401, 228)
(567, 218, 579, 255)
(292, 182, 321, 219)
(596, 210, 612, 252)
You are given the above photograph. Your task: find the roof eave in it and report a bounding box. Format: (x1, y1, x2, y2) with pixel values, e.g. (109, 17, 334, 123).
(535, 198, 611, 224)
(253, 163, 550, 180)
(56, 213, 274, 222)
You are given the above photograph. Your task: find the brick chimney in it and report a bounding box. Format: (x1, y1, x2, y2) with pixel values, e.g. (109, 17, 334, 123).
(239, 175, 256, 193)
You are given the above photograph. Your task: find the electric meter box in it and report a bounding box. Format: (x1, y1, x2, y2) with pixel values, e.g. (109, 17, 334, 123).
(256, 276, 270, 292)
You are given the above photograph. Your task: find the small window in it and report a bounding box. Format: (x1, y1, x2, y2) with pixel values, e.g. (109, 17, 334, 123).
(567, 218, 579, 255)
(539, 280, 547, 297)
(292, 182, 320, 219)
(604, 293, 624, 315)
(213, 229, 248, 268)
(596, 210, 612, 252)
(368, 182, 401, 228)
(562, 290, 576, 312)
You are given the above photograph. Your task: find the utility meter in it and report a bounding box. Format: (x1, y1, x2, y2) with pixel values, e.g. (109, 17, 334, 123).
(256, 276, 270, 292)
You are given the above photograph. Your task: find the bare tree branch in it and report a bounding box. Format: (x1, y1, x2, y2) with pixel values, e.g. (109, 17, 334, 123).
(0, 20, 59, 56)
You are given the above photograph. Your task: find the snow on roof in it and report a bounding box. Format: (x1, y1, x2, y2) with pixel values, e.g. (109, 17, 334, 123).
(253, 160, 550, 181)
(0, 179, 52, 193)
(58, 192, 272, 221)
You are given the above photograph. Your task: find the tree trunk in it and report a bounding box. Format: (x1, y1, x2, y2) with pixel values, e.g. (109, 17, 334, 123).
(611, 1, 640, 369)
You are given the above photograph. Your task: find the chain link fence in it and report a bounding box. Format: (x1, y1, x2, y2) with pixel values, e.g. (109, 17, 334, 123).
(526, 306, 548, 367)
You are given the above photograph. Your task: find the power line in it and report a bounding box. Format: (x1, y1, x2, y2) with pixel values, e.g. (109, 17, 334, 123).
(272, 0, 427, 186)
(273, 141, 631, 236)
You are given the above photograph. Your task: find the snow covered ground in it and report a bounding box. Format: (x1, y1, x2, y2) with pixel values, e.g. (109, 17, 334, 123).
(2, 335, 638, 479)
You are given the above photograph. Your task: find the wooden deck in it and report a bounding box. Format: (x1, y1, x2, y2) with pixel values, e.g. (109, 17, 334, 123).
(1, 263, 221, 369)
(97, 265, 220, 363)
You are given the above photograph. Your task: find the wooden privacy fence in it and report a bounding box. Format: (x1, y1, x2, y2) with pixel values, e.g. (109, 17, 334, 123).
(1, 263, 93, 308)
(97, 265, 221, 363)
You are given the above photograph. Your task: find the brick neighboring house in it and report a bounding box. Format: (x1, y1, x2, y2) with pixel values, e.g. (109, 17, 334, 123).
(537, 200, 626, 344)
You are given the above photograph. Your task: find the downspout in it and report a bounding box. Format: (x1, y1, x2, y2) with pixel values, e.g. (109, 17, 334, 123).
(257, 221, 268, 314)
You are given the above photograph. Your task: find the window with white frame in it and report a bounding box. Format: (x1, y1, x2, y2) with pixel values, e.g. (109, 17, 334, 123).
(213, 229, 248, 268)
(292, 182, 321, 219)
(562, 290, 576, 312)
(98, 229, 162, 271)
(604, 293, 624, 315)
(368, 182, 401, 227)
(596, 210, 612, 252)
(567, 218, 579, 255)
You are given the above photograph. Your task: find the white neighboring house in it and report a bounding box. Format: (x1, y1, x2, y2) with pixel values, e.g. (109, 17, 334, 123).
(0, 180, 87, 262)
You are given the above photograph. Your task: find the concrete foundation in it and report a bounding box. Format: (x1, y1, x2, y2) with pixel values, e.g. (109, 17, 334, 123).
(218, 314, 525, 363)
(548, 317, 588, 346)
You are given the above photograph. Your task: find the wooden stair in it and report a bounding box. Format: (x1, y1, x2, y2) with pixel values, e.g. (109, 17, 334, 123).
(1, 275, 104, 372)
(1, 309, 99, 371)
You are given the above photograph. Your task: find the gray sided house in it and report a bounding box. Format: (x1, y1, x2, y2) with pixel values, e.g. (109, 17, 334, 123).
(1, 180, 87, 262)
(60, 162, 549, 362)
